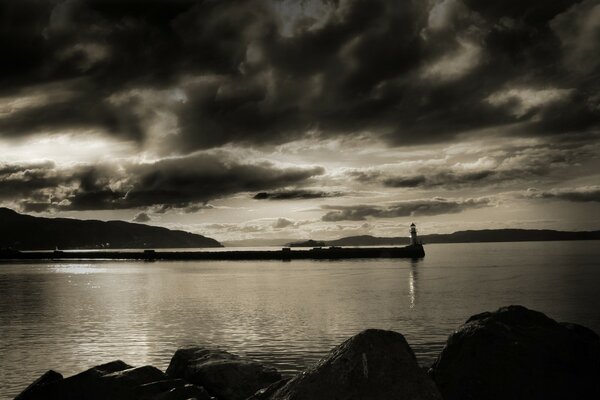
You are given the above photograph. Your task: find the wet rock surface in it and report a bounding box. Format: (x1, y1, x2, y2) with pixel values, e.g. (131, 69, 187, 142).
(429, 305, 600, 400)
(246, 378, 291, 400)
(14, 370, 63, 400)
(257, 329, 442, 400)
(166, 348, 281, 400)
(14, 361, 211, 400)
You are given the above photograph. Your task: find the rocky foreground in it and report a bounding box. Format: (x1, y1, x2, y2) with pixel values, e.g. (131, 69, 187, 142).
(15, 305, 600, 400)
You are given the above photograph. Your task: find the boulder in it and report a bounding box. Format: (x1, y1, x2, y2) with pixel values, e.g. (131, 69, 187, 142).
(15, 360, 211, 400)
(246, 378, 290, 400)
(136, 378, 213, 399)
(15, 370, 63, 400)
(150, 384, 213, 400)
(14, 360, 133, 399)
(137, 379, 189, 398)
(166, 348, 281, 400)
(257, 329, 442, 400)
(97, 365, 170, 399)
(429, 305, 600, 400)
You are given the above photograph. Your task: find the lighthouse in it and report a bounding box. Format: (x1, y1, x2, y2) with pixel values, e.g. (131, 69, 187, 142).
(409, 223, 418, 245)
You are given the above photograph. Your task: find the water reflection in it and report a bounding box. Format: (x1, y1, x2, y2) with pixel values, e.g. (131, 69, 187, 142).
(409, 259, 421, 308)
(49, 263, 109, 275)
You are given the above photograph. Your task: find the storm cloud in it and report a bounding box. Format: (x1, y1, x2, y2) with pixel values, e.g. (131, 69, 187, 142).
(132, 212, 151, 223)
(321, 197, 493, 221)
(0, 160, 69, 202)
(0, 0, 598, 152)
(1, 153, 324, 212)
(253, 189, 342, 200)
(348, 136, 599, 190)
(524, 186, 600, 202)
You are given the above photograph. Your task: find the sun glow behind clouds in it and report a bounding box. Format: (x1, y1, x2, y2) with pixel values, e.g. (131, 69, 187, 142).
(0, 134, 137, 165)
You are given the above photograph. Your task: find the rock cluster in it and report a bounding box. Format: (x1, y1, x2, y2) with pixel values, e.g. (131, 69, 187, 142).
(429, 305, 600, 400)
(166, 348, 282, 400)
(15, 305, 600, 400)
(15, 360, 211, 400)
(249, 329, 441, 400)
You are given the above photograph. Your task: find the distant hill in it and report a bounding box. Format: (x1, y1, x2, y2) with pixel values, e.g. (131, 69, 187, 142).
(327, 235, 407, 246)
(0, 208, 222, 250)
(286, 239, 327, 247)
(286, 229, 600, 247)
(286, 236, 407, 247)
(420, 229, 600, 243)
(223, 238, 297, 247)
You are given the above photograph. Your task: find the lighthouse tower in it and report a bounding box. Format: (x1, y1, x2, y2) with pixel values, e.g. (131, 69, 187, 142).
(409, 223, 418, 245)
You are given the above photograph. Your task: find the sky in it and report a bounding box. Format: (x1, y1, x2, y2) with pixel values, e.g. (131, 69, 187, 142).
(0, 0, 599, 243)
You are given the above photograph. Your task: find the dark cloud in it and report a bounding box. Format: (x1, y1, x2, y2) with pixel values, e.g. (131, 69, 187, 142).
(119, 155, 324, 210)
(0, 0, 276, 141)
(551, 0, 600, 74)
(462, 0, 577, 22)
(352, 168, 527, 190)
(0, 0, 597, 151)
(383, 171, 495, 189)
(132, 212, 151, 223)
(321, 197, 493, 221)
(523, 186, 600, 202)
(150, 203, 214, 214)
(0, 160, 64, 198)
(0, 87, 145, 139)
(1, 153, 324, 212)
(349, 137, 599, 190)
(167, 0, 600, 149)
(253, 189, 342, 200)
(272, 217, 294, 229)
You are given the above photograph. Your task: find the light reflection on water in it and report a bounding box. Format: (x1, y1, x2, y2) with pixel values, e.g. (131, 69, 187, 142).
(409, 260, 418, 309)
(1, 241, 600, 399)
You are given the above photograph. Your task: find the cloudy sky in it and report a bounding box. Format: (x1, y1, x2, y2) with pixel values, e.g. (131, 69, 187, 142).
(0, 0, 599, 243)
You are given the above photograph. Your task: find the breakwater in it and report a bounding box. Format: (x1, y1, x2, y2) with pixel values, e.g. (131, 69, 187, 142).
(0, 244, 425, 261)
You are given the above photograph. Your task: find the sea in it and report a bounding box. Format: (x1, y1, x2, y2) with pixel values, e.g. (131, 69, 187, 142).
(1, 241, 599, 399)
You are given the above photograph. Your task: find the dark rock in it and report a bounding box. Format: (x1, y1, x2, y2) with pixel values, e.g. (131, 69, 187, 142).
(136, 378, 213, 400)
(97, 365, 168, 399)
(166, 348, 281, 400)
(246, 379, 291, 400)
(14, 360, 132, 399)
(15, 360, 210, 400)
(259, 329, 442, 400)
(137, 379, 188, 398)
(150, 384, 213, 400)
(429, 305, 600, 400)
(15, 370, 63, 400)
(89, 360, 133, 375)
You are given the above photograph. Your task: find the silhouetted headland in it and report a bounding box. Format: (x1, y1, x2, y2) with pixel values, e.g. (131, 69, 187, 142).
(15, 306, 600, 400)
(287, 229, 600, 247)
(286, 239, 326, 247)
(0, 208, 222, 250)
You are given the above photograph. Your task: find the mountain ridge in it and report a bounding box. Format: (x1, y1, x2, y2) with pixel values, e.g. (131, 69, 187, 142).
(0, 208, 222, 250)
(286, 229, 600, 247)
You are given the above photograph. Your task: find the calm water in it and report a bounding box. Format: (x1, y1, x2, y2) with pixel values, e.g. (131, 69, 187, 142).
(1, 241, 599, 399)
